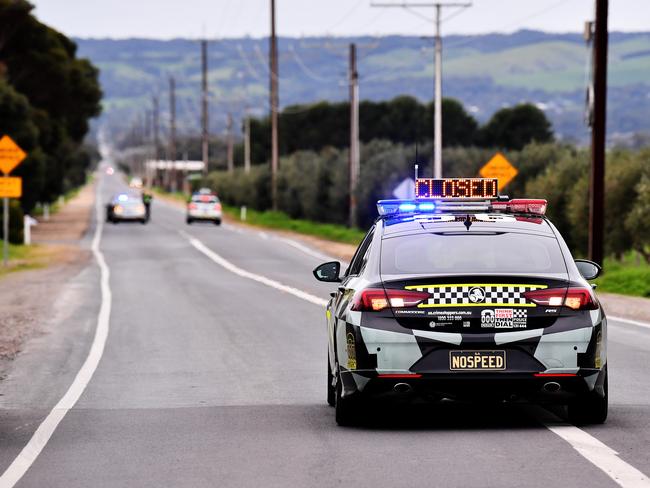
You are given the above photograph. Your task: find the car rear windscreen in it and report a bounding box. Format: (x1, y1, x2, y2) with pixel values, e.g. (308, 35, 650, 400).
(191, 195, 218, 203)
(381, 232, 567, 275)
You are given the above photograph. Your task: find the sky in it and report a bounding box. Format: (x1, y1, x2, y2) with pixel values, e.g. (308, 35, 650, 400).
(30, 0, 648, 39)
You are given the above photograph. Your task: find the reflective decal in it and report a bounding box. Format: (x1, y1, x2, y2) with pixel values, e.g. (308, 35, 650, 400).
(346, 333, 357, 370)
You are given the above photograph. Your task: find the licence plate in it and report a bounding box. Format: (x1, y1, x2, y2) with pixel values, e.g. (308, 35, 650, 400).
(449, 350, 506, 371)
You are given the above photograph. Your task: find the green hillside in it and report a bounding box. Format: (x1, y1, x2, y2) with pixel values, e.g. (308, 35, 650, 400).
(76, 30, 650, 143)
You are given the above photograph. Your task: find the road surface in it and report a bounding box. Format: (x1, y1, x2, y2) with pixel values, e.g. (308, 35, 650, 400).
(0, 169, 649, 487)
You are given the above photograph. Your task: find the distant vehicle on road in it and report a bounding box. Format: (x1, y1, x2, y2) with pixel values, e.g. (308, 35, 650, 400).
(186, 189, 222, 225)
(314, 177, 607, 427)
(129, 177, 143, 189)
(106, 193, 147, 224)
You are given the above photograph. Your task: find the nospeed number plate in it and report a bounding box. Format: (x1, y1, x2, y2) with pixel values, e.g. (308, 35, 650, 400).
(449, 350, 506, 371)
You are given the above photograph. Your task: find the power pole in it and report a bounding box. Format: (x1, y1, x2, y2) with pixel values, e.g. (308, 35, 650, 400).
(227, 113, 234, 173)
(152, 95, 160, 159)
(371, 1, 471, 177)
(269, 0, 279, 210)
(244, 109, 251, 174)
(168, 76, 177, 191)
(349, 43, 360, 228)
(588, 0, 608, 265)
(201, 39, 209, 176)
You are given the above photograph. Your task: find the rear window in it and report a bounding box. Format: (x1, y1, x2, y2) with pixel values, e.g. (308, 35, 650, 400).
(191, 194, 218, 203)
(381, 232, 566, 275)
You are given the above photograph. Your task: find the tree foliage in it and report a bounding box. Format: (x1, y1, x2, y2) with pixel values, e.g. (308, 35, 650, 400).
(0, 0, 102, 211)
(478, 103, 553, 150)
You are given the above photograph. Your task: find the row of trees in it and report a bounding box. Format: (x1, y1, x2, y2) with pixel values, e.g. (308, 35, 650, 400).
(0, 0, 102, 216)
(247, 97, 553, 164)
(204, 142, 649, 261)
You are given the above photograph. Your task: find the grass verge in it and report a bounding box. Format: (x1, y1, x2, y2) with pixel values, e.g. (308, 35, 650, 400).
(223, 206, 366, 245)
(0, 244, 50, 278)
(595, 254, 650, 298)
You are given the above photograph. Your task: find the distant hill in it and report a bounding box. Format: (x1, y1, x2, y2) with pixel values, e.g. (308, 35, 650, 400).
(76, 30, 650, 144)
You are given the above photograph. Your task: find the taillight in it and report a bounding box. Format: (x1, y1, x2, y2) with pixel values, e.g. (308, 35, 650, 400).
(214, 203, 222, 211)
(351, 288, 430, 312)
(523, 287, 597, 310)
(189, 203, 197, 210)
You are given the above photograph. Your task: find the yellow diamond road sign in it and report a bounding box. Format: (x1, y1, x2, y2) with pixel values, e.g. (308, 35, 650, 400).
(479, 152, 518, 190)
(0, 135, 27, 175)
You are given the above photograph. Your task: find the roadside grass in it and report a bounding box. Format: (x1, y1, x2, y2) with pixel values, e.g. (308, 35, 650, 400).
(595, 253, 650, 298)
(0, 244, 50, 278)
(222, 205, 366, 245)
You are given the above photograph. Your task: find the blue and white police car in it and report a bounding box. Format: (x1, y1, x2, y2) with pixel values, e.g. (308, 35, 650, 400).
(314, 177, 607, 426)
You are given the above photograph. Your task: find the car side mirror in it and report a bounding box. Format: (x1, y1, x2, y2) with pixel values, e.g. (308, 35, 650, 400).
(313, 261, 342, 282)
(575, 259, 601, 280)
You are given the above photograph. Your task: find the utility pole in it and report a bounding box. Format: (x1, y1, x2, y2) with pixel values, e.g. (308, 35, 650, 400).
(588, 0, 608, 265)
(201, 39, 209, 176)
(349, 43, 360, 228)
(168, 76, 177, 191)
(269, 0, 279, 209)
(152, 95, 160, 159)
(244, 109, 251, 174)
(371, 2, 471, 177)
(227, 113, 234, 173)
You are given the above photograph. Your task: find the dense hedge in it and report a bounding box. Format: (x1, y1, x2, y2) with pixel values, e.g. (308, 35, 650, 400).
(204, 142, 650, 260)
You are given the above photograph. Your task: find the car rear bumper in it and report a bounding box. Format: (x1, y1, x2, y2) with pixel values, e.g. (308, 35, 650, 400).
(340, 367, 606, 404)
(188, 211, 222, 220)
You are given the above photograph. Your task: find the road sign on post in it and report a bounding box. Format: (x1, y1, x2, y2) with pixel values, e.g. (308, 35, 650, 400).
(0, 135, 27, 267)
(479, 152, 518, 191)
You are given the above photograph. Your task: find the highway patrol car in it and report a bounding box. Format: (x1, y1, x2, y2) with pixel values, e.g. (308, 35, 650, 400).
(314, 177, 607, 426)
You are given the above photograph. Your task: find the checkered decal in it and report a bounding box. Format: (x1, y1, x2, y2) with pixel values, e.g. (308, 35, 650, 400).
(513, 309, 528, 319)
(407, 284, 547, 307)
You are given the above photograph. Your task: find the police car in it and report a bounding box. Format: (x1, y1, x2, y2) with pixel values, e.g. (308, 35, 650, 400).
(106, 193, 147, 224)
(187, 189, 222, 225)
(314, 177, 607, 426)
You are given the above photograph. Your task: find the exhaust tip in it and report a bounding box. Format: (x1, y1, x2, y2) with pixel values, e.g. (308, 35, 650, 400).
(393, 382, 413, 394)
(543, 381, 561, 393)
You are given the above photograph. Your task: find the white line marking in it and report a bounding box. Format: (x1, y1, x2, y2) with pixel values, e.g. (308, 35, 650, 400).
(609, 316, 650, 330)
(181, 231, 327, 307)
(183, 231, 650, 487)
(0, 177, 112, 488)
(547, 424, 650, 487)
(277, 236, 339, 262)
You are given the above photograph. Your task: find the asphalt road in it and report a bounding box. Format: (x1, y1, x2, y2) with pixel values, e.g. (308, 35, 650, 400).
(1, 168, 649, 487)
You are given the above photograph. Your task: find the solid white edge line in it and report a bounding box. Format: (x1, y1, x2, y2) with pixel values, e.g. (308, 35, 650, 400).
(184, 231, 650, 488)
(546, 424, 650, 487)
(180, 231, 327, 308)
(609, 316, 650, 330)
(0, 176, 112, 488)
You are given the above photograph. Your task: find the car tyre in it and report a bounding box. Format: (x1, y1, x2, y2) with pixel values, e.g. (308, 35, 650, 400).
(186, 217, 193, 225)
(568, 369, 608, 425)
(214, 219, 221, 226)
(335, 372, 359, 426)
(327, 356, 335, 407)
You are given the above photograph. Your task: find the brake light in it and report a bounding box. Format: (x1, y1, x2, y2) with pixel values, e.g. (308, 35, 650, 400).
(351, 288, 430, 311)
(523, 287, 597, 310)
(492, 199, 547, 215)
(189, 203, 197, 210)
(214, 203, 222, 211)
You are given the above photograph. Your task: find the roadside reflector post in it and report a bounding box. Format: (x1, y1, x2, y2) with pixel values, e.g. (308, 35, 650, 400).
(44, 203, 49, 221)
(24, 215, 37, 246)
(240, 206, 247, 222)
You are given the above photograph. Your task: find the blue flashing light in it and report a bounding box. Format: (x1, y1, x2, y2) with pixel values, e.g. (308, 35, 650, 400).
(118, 194, 129, 202)
(399, 203, 417, 212)
(377, 199, 438, 216)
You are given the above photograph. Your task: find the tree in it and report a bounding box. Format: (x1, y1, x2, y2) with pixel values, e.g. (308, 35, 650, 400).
(479, 103, 553, 150)
(0, 0, 102, 210)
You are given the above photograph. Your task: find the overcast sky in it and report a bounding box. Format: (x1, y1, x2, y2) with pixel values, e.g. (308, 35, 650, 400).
(31, 0, 647, 39)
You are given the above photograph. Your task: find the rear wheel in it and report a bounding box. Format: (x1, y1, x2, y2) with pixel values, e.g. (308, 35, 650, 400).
(186, 217, 193, 225)
(335, 372, 359, 426)
(568, 370, 608, 425)
(214, 219, 222, 226)
(327, 356, 335, 407)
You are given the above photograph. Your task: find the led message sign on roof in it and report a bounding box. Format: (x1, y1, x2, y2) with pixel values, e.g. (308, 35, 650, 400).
(415, 178, 498, 199)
